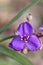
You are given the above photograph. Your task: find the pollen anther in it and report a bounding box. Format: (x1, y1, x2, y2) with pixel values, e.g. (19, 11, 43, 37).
(21, 38, 23, 40)
(27, 36, 29, 39)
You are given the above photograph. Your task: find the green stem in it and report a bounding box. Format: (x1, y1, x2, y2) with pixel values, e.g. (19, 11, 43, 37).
(0, 45, 33, 65)
(0, 35, 14, 42)
(0, 0, 40, 33)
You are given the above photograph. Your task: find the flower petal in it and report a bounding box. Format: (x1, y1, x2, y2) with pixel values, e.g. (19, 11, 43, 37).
(26, 35, 41, 51)
(24, 22, 33, 36)
(9, 35, 25, 51)
(17, 21, 33, 36)
(39, 27, 43, 31)
(17, 22, 24, 36)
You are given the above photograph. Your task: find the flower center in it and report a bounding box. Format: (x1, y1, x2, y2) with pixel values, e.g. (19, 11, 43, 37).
(20, 34, 29, 43)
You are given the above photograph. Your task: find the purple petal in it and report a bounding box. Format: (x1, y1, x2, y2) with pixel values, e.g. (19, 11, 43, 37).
(9, 35, 25, 51)
(39, 27, 43, 31)
(24, 22, 33, 36)
(26, 35, 41, 51)
(17, 22, 24, 36)
(17, 21, 33, 36)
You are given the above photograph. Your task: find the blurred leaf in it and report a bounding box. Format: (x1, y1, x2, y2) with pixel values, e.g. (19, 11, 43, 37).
(0, 0, 40, 33)
(0, 45, 33, 65)
(0, 57, 21, 65)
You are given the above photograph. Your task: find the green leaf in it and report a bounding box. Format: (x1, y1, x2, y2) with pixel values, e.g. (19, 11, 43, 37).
(0, 0, 40, 33)
(0, 57, 21, 65)
(0, 45, 33, 65)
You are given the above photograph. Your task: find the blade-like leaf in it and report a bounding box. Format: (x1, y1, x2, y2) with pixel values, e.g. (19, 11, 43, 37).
(0, 45, 33, 65)
(0, 57, 21, 65)
(0, 0, 40, 33)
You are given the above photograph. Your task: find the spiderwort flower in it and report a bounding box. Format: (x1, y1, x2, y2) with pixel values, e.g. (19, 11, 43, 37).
(9, 21, 41, 51)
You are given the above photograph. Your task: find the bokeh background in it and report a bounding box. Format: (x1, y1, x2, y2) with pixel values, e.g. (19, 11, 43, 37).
(0, 0, 43, 65)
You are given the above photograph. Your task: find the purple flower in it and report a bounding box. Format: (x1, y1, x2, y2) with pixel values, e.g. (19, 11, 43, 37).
(9, 22, 41, 51)
(39, 27, 43, 31)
